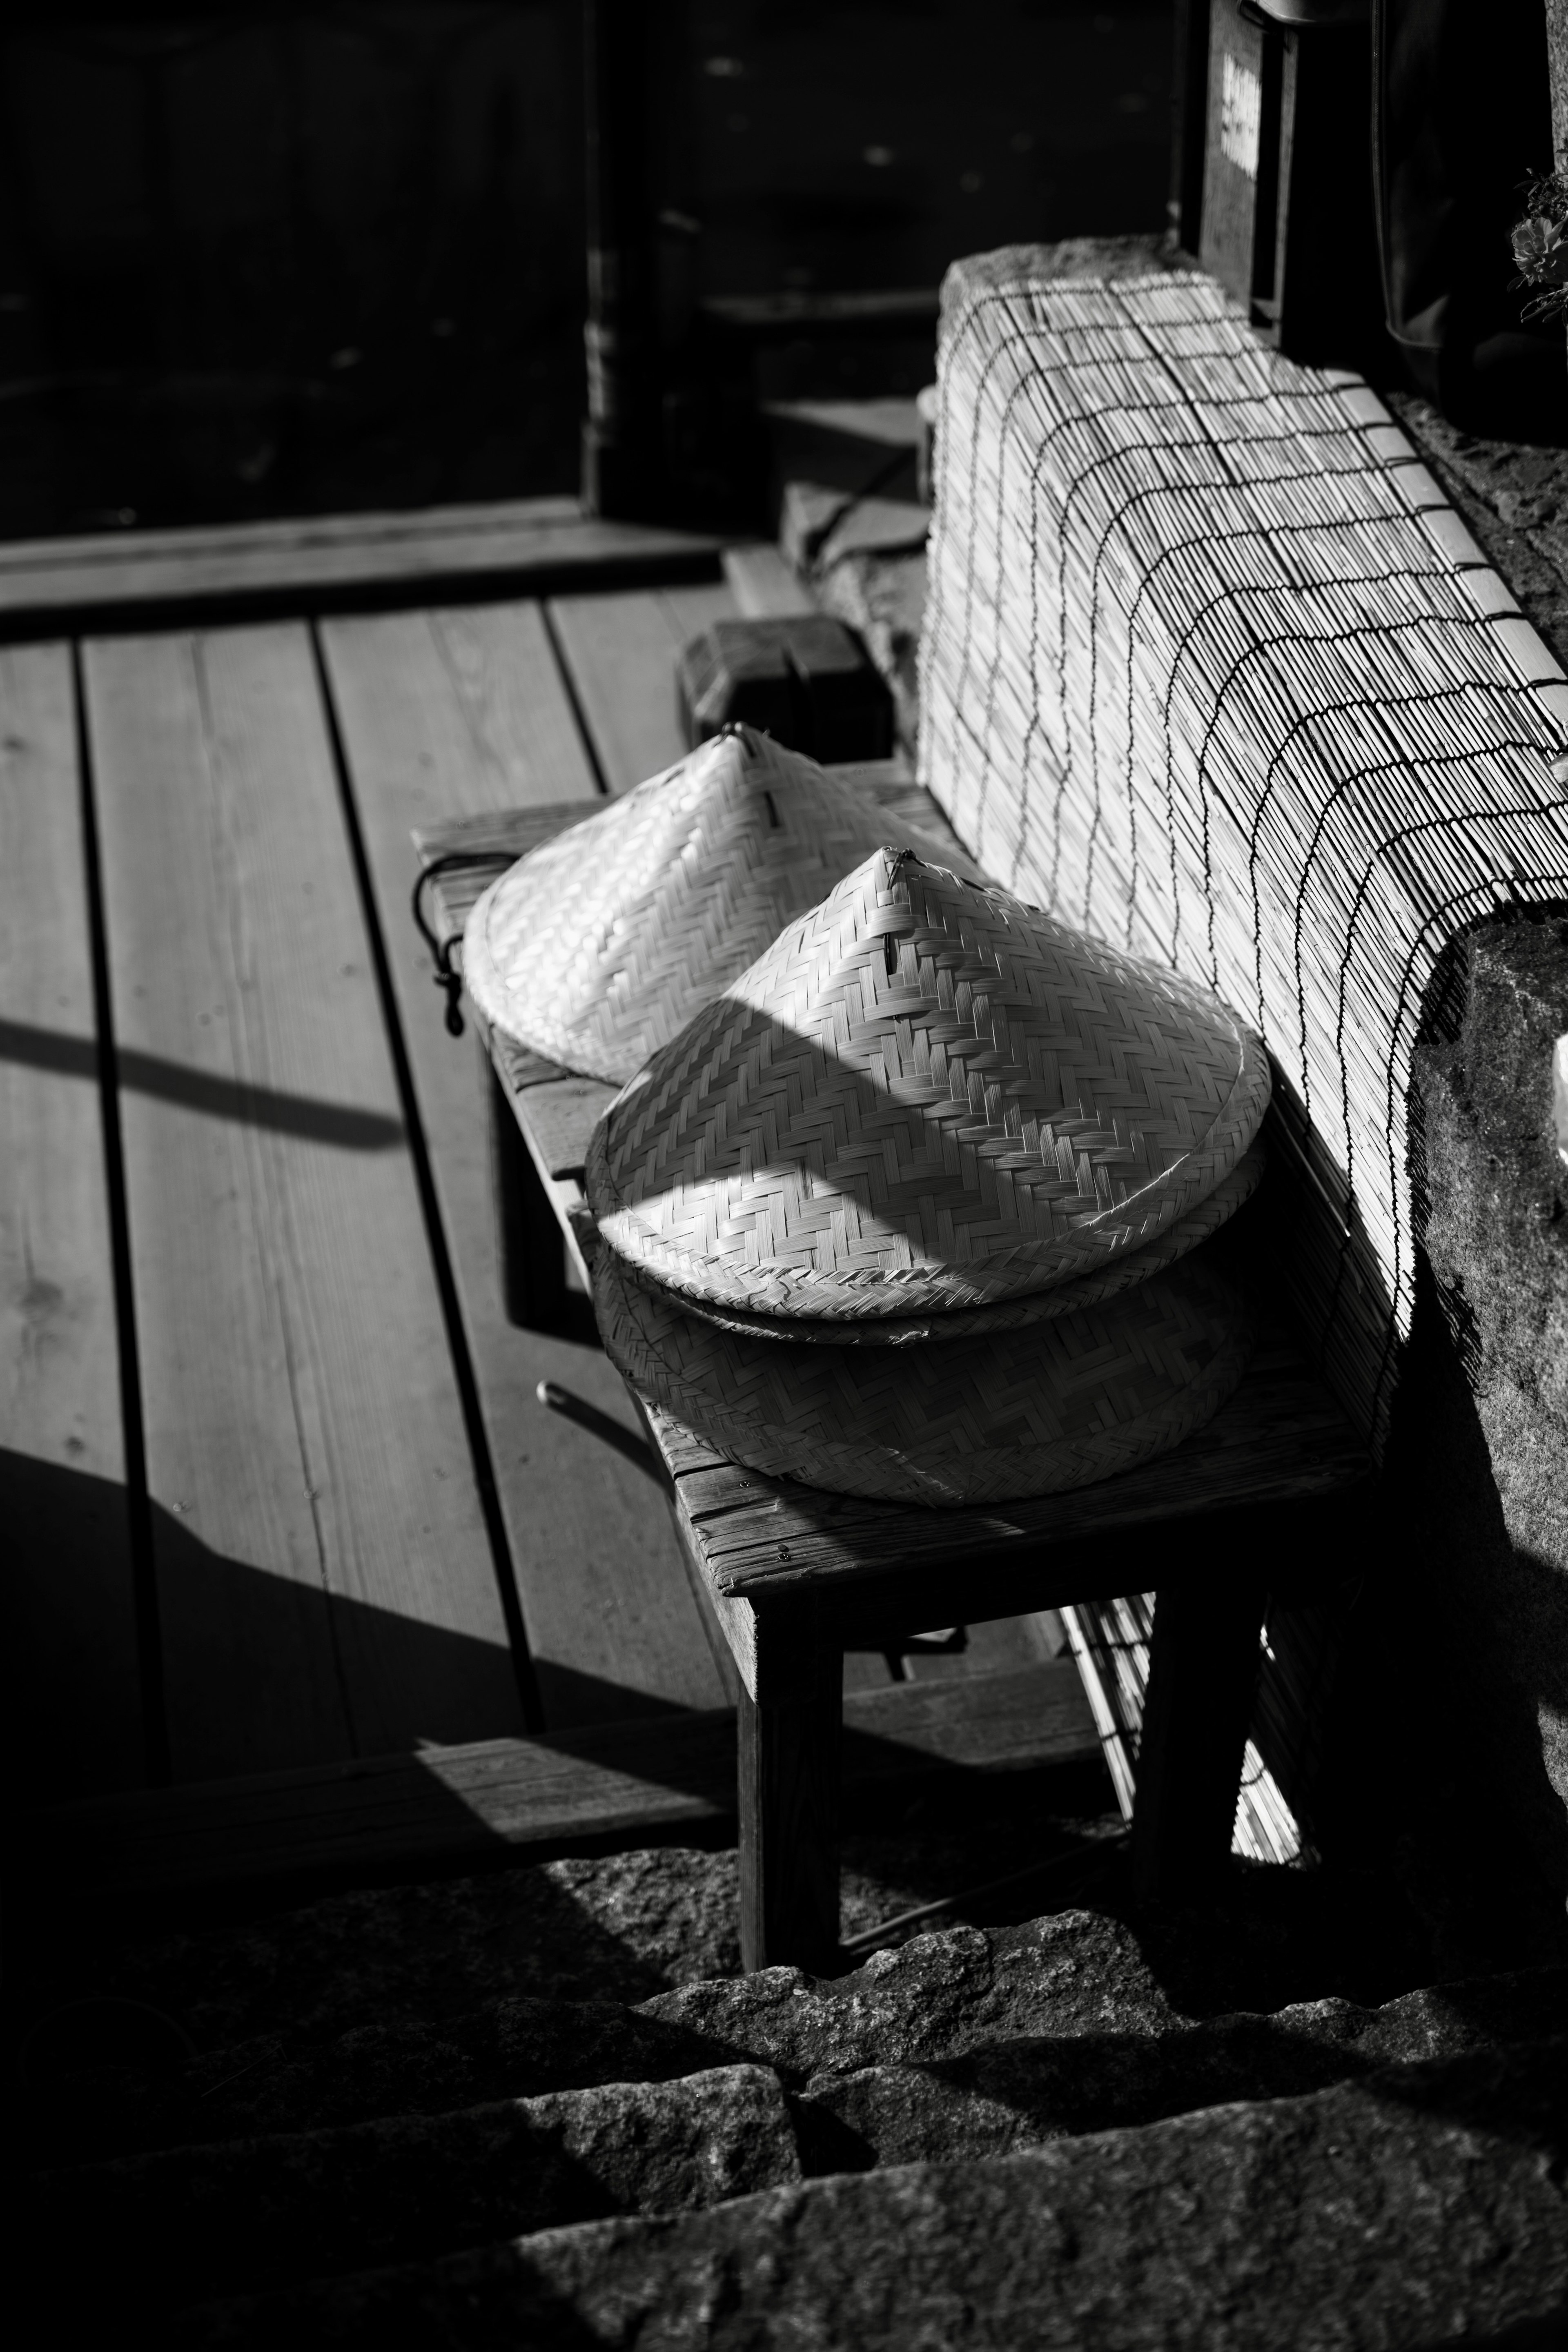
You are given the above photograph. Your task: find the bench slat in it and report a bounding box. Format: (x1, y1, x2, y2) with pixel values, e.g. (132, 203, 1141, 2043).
(659, 1338, 1369, 1600)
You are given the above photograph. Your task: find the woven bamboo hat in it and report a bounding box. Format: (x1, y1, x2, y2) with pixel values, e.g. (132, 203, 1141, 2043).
(596, 1244, 1253, 1503)
(461, 726, 971, 1085)
(588, 845, 1270, 1321)
(656, 1138, 1266, 1346)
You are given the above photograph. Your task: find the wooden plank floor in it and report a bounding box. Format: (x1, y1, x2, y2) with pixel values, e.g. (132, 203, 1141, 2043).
(85, 627, 525, 1780)
(319, 601, 733, 1725)
(0, 644, 145, 1802)
(4, 559, 1072, 1824)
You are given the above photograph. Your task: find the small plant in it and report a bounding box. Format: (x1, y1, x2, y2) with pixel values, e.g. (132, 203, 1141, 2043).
(1511, 169, 1568, 321)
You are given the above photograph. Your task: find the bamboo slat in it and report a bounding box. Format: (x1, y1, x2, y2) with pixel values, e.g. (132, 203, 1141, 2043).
(920, 252, 1568, 1453)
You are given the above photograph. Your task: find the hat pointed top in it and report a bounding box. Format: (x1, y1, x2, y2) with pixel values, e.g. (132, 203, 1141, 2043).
(463, 726, 966, 1083)
(588, 846, 1270, 1318)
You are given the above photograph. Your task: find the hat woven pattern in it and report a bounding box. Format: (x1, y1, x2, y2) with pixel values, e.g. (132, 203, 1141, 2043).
(597, 1245, 1254, 1503)
(588, 846, 1269, 1318)
(462, 727, 967, 1084)
(641, 1136, 1265, 1345)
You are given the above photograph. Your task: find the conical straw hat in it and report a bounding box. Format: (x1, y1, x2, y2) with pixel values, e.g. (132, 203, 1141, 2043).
(588, 846, 1270, 1320)
(653, 1139, 1265, 1346)
(461, 725, 973, 1084)
(596, 1245, 1254, 1504)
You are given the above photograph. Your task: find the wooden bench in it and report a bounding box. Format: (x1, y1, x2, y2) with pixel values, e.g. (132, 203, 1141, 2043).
(416, 776, 1372, 1972)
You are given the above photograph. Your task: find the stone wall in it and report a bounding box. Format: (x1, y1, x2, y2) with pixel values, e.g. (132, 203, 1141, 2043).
(1331, 398, 1568, 1960)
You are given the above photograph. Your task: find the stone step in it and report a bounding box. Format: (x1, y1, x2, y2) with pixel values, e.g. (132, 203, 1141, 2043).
(49, 1907, 1173, 2158)
(29, 2064, 797, 2316)
(169, 2037, 1568, 2350)
(55, 1993, 735, 2162)
(51, 1874, 1568, 2189)
(640, 1908, 1178, 2080)
(792, 1962, 1568, 2170)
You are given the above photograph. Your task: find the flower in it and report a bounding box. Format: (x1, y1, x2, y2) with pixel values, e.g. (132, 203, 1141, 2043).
(1512, 212, 1568, 286)
(1510, 169, 1568, 319)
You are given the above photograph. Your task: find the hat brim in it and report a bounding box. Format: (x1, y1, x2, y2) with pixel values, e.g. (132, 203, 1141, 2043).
(632, 1139, 1266, 1346)
(597, 1245, 1254, 1505)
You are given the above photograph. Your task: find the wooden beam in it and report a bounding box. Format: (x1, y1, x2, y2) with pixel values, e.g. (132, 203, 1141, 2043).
(581, 0, 663, 518)
(9, 1659, 1101, 1903)
(0, 501, 724, 637)
(700, 290, 940, 336)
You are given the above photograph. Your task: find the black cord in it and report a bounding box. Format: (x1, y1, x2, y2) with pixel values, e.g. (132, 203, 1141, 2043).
(410, 853, 511, 1038)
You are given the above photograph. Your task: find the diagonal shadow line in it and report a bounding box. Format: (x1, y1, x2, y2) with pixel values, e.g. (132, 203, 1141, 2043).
(0, 1019, 405, 1150)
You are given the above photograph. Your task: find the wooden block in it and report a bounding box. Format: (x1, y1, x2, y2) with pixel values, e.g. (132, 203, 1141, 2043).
(780, 482, 852, 573)
(10, 1661, 1101, 1901)
(0, 642, 145, 1799)
(817, 496, 929, 570)
(677, 615, 895, 762)
(85, 625, 525, 1778)
(721, 544, 817, 619)
(0, 501, 724, 630)
(322, 607, 732, 1726)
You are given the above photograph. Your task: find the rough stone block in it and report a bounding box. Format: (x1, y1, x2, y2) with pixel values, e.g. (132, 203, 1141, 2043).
(97, 1996, 740, 2157)
(1406, 918, 1568, 1915)
(641, 1908, 1176, 2084)
(171, 2038, 1568, 2349)
(793, 1963, 1568, 2170)
(97, 1848, 745, 2054)
(32, 2063, 797, 2312)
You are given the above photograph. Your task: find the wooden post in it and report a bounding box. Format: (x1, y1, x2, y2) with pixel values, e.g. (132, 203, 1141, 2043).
(486, 1055, 566, 1331)
(736, 1600, 843, 1973)
(1131, 1547, 1266, 1901)
(1171, 0, 1214, 252)
(581, 0, 663, 520)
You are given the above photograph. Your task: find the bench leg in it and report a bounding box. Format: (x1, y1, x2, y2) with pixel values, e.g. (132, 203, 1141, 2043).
(486, 1052, 567, 1330)
(1131, 1563, 1265, 1902)
(737, 1610, 842, 1974)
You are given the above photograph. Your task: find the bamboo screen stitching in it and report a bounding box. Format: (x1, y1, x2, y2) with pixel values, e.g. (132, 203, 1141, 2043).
(921, 257, 1568, 1452)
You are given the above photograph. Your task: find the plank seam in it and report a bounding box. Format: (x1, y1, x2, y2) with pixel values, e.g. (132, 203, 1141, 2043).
(70, 641, 170, 1786)
(539, 599, 615, 802)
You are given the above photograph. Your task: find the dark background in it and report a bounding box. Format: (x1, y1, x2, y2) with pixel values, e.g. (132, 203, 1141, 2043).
(0, 1, 1172, 538)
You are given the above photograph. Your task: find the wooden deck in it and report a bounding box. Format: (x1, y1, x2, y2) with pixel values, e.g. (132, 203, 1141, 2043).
(2, 498, 1092, 1896)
